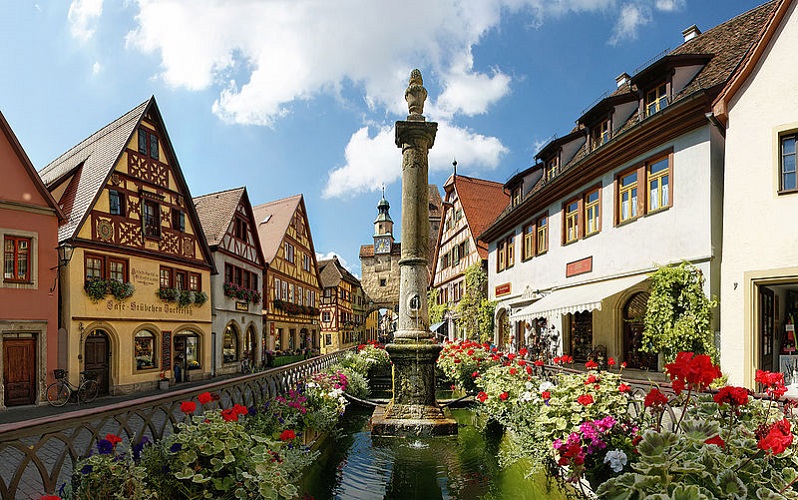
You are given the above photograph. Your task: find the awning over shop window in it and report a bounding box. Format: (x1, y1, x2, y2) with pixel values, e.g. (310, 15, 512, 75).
(511, 274, 648, 322)
(430, 321, 445, 333)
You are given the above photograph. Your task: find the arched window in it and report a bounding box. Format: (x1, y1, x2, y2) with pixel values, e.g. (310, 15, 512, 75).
(223, 325, 239, 363)
(245, 326, 256, 362)
(135, 330, 157, 370)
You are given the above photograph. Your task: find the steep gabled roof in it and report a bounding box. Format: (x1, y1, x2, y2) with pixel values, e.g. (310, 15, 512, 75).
(252, 194, 304, 264)
(37, 97, 215, 270)
(194, 186, 267, 267)
(318, 256, 361, 289)
(194, 187, 245, 246)
(39, 99, 149, 242)
(713, 0, 793, 124)
(0, 111, 65, 220)
(444, 174, 509, 259)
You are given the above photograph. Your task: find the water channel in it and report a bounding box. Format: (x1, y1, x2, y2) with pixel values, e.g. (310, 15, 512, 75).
(298, 406, 571, 499)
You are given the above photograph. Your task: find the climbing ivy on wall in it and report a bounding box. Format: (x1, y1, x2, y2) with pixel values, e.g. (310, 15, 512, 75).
(456, 263, 496, 343)
(642, 262, 718, 364)
(428, 288, 448, 325)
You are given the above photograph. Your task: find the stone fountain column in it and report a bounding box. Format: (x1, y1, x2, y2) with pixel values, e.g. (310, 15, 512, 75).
(371, 69, 457, 436)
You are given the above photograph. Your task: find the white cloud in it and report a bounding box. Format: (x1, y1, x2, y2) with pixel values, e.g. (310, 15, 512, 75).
(316, 252, 360, 279)
(68, 0, 103, 42)
(655, 0, 685, 12)
(322, 121, 507, 199)
(91, 61, 101, 75)
(609, 3, 652, 46)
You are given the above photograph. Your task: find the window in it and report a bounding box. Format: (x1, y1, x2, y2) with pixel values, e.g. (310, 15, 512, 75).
(303, 254, 312, 272)
(274, 278, 281, 299)
(781, 134, 797, 192)
(497, 239, 506, 272)
(189, 273, 200, 291)
(645, 83, 668, 117)
(172, 210, 185, 232)
(506, 236, 514, 268)
(109, 190, 125, 216)
(160, 267, 172, 288)
(3, 236, 31, 282)
(282, 281, 287, 300)
(175, 270, 187, 290)
(536, 215, 548, 254)
(380, 278, 387, 287)
(298, 286, 303, 306)
(512, 187, 521, 206)
(591, 118, 611, 150)
(546, 156, 559, 181)
(138, 128, 159, 160)
(142, 200, 160, 238)
(184, 335, 200, 369)
(618, 170, 639, 223)
(584, 188, 600, 236)
(284, 242, 295, 263)
(522, 223, 535, 261)
(647, 157, 670, 211)
(135, 330, 157, 370)
(223, 326, 239, 363)
(234, 218, 247, 240)
(85, 255, 103, 280)
(109, 259, 127, 283)
(322, 311, 331, 322)
(565, 199, 580, 244)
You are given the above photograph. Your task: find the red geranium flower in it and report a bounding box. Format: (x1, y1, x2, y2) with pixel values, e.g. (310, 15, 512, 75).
(585, 360, 598, 369)
(232, 404, 249, 416)
(553, 356, 562, 365)
(618, 383, 632, 393)
(576, 394, 594, 406)
(644, 388, 669, 408)
(713, 386, 750, 407)
(105, 433, 123, 446)
(608, 358, 616, 367)
(585, 374, 598, 385)
(541, 391, 551, 400)
(221, 408, 238, 422)
(664, 352, 721, 395)
(705, 435, 725, 448)
(519, 348, 528, 357)
(756, 370, 787, 398)
(509, 368, 517, 375)
(198, 392, 213, 405)
(476, 391, 488, 403)
(280, 429, 297, 441)
(499, 392, 509, 401)
(471, 371, 480, 378)
(758, 418, 793, 455)
(453, 358, 461, 364)
(525, 365, 533, 374)
(507, 353, 516, 361)
(40, 496, 61, 500)
(180, 401, 197, 414)
(533, 360, 544, 367)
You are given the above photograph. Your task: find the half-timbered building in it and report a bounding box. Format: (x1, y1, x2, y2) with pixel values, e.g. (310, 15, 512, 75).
(194, 187, 266, 375)
(38, 97, 215, 394)
(318, 256, 367, 353)
(0, 111, 65, 408)
(253, 195, 321, 353)
(431, 174, 508, 340)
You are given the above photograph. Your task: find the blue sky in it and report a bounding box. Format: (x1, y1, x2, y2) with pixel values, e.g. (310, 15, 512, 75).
(0, 0, 765, 278)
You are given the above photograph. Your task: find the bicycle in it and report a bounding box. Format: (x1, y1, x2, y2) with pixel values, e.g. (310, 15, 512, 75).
(46, 369, 100, 407)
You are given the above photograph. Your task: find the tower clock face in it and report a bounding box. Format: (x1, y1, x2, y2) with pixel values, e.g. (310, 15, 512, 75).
(375, 237, 391, 254)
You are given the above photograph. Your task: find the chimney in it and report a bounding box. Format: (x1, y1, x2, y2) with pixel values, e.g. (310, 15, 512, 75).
(615, 72, 631, 88)
(682, 24, 701, 42)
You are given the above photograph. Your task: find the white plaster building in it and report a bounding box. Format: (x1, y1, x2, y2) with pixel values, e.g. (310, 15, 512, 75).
(713, 0, 798, 390)
(480, 2, 776, 368)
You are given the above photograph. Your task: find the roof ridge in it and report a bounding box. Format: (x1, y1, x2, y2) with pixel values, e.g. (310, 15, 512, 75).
(39, 99, 149, 175)
(673, 0, 777, 53)
(193, 186, 246, 200)
(456, 175, 504, 187)
(252, 193, 302, 209)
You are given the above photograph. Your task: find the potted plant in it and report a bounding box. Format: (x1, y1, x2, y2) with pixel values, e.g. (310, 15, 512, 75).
(158, 371, 169, 390)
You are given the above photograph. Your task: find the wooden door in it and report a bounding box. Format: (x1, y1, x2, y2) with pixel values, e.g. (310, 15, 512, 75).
(3, 338, 36, 406)
(85, 332, 109, 395)
(623, 292, 658, 370)
(760, 287, 775, 372)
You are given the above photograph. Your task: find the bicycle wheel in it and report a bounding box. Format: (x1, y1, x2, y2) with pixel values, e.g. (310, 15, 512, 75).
(46, 382, 70, 407)
(78, 380, 99, 403)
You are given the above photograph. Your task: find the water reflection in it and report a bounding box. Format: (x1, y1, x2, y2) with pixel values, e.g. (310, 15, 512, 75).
(299, 407, 567, 499)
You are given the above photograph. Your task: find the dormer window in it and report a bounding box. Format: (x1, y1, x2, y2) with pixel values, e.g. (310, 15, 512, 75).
(645, 83, 668, 116)
(511, 187, 522, 206)
(546, 156, 559, 181)
(591, 118, 611, 150)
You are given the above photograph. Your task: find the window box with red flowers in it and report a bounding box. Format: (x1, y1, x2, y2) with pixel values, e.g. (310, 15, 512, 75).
(223, 282, 261, 304)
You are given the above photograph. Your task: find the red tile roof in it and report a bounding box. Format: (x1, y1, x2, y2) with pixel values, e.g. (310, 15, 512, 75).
(448, 174, 509, 259)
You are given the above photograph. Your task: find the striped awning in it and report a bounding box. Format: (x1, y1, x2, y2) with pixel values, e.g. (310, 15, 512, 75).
(511, 274, 648, 322)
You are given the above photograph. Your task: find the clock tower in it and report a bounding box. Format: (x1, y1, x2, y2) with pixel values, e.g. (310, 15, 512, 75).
(373, 191, 394, 254)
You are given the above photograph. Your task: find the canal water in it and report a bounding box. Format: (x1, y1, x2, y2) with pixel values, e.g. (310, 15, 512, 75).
(298, 406, 570, 499)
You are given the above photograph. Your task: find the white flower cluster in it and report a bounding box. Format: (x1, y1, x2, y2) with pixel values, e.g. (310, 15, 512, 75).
(603, 449, 627, 472)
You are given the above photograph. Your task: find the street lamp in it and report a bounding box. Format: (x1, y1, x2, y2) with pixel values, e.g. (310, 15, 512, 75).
(50, 242, 75, 293)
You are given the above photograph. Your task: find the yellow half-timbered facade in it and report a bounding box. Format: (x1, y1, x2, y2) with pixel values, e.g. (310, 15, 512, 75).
(254, 195, 321, 354)
(39, 98, 215, 395)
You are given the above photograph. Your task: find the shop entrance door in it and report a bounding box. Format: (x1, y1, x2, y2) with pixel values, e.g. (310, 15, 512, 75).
(85, 331, 109, 395)
(622, 292, 658, 370)
(760, 286, 775, 372)
(3, 337, 36, 406)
